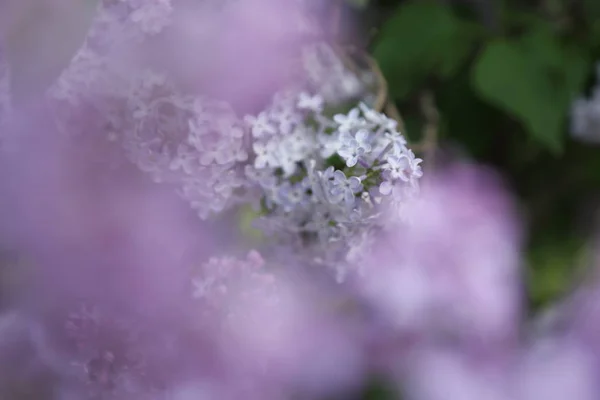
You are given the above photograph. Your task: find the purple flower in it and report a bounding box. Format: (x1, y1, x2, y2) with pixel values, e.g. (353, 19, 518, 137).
(357, 164, 523, 342)
(402, 348, 511, 400)
(516, 338, 600, 400)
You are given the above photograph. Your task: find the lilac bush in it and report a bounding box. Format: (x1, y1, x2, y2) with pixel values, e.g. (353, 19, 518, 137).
(0, 1, 599, 400)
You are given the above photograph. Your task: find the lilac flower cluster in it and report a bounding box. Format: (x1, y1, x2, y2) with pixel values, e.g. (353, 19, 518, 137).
(44, 2, 253, 219)
(245, 90, 422, 279)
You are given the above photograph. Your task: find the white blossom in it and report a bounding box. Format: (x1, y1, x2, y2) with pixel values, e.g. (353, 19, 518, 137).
(333, 108, 363, 132)
(246, 112, 277, 138)
(253, 140, 280, 170)
(297, 92, 324, 113)
(338, 130, 372, 167)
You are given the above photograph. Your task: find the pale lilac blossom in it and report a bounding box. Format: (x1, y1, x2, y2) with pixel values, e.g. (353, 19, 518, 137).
(333, 108, 362, 132)
(338, 129, 372, 167)
(297, 92, 324, 113)
(245, 112, 277, 138)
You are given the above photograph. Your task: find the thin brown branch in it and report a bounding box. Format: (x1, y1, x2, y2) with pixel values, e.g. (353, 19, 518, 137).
(333, 45, 387, 112)
(362, 51, 388, 113)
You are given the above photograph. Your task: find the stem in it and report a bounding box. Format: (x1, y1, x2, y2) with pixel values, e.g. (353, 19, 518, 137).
(374, 142, 392, 164)
(357, 158, 370, 169)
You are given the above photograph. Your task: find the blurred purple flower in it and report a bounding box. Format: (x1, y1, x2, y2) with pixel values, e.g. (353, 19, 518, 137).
(402, 347, 511, 400)
(192, 256, 367, 399)
(357, 164, 523, 344)
(516, 336, 600, 400)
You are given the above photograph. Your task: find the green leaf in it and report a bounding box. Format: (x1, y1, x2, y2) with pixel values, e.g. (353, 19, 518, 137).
(437, 68, 506, 159)
(472, 27, 589, 152)
(526, 237, 585, 310)
(583, 0, 600, 23)
(373, 1, 481, 99)
(473, 40, 556, 149)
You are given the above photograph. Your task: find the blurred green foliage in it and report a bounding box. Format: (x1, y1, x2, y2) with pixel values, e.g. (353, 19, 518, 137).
(373, 1, 482, 98)
(369, 0, 594, 152)
(350, 0, 600, 313)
